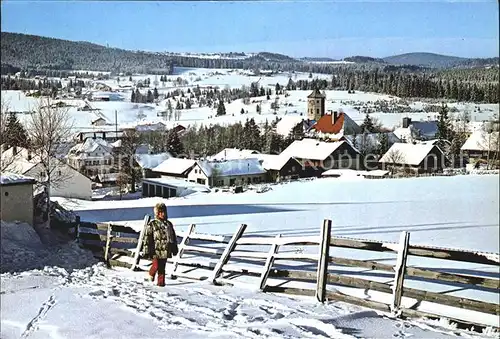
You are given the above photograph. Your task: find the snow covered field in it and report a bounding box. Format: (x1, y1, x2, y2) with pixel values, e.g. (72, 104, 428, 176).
(56, 175, 499, 253)
(2, 67, 498, 136)
(2, 175, 499, 338)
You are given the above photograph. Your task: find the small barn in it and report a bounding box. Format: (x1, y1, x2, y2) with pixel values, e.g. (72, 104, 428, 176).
(379, 143, 446, 174)
(141, 177, 209, 198)
(152, 158, 197, 179)
(257, 154, 302, 182)
(0, 173, 36, 225)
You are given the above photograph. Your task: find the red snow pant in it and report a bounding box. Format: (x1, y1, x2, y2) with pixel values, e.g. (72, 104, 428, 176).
(149, 258, 167, 286)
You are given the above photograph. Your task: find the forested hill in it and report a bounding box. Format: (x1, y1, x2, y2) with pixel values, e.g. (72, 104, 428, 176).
(1, 32, 174, 74)
(383, 52, 499, 69)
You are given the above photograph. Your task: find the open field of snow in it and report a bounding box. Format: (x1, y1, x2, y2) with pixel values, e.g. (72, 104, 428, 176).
(2, 67, 498, 135)
(56, 175, 499, 253)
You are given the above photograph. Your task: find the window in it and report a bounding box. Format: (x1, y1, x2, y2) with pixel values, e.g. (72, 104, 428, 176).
(4, 191, 8, 197)
(316, 108, 320, 115)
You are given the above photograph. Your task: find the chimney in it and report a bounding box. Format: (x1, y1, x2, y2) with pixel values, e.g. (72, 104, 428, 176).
(27, 150, 32, 161)
(402, 117, 412, 128)
(332, 111, 339, 124)
(13, 145, 17, 155)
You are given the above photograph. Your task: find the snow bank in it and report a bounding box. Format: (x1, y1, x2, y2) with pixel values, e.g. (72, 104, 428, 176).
(0, 221, 96, 273)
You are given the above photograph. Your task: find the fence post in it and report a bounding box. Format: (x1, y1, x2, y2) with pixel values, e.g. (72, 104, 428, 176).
(170, 224, 196, 278)
(75, 215, 80, 240)
(316, 219, 332, 303)
(104, 223, 113, 268)
(130, 214, 151, 271)
(391, 231, 410, 316)
(210, 223, 247, 284)
(259, 234, 281, 291)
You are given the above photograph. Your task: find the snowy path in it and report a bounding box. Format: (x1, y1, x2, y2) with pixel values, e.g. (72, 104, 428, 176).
(1, 264, 495, 339)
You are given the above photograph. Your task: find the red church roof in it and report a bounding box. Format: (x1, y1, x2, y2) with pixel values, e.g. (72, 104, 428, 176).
(312, 113, 345, 134)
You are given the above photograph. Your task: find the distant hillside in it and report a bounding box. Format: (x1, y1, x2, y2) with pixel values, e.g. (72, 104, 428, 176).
(382, 52, 498, 69)
(1, 32, 173, 74)
(343, 56, 385, 64)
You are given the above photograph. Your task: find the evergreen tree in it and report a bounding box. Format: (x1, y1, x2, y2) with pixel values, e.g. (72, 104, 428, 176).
(436, 103, 453, 141)
(256, 104, 261, 114)
(240, 108, 245, 114)
(185, 98, 192, 109)
(147, 90, 154, 103)
(166, 129, 184, 156)
(4, 112, 30, 149)
(376, 133, 389, 156)
(360, 113, 376, 133)
(216, 100, 226, 116)
(153, 87, 159, 100)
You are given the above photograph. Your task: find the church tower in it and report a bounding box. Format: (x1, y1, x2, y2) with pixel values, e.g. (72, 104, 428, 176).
(307, 88, 326, 121)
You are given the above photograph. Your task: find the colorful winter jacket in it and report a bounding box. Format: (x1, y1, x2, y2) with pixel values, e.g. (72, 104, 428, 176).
(142, 219, 178, 259)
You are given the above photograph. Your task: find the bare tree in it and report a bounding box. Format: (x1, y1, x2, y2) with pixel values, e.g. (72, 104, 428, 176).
(385, 148, 406, 175)
(26, 98, 74, 226)
(481, 116, 500, 169)
(0, 99, 14, 171)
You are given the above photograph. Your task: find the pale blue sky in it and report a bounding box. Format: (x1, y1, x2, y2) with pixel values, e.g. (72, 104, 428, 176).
(1, 1, 498, 58)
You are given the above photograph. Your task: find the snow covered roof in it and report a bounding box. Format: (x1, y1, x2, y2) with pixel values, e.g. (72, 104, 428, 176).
(207, 148, 260, 161)
(344, 132, 401, 152)
(276, 116, 304, 137)
(281, 138, 348, 161)
(1, 147, 39, 174)
(152, 158, 196, 175)
(393, 126, 420, 143)
(68, 138, 114, 157)
(379, 143, 442, 166)
(204, 158, 266, 177)
(135, 152, 172, 169)
(0, 172, 36, 186)
(461, 131, 499, 152)
(255, 154, 294, 171)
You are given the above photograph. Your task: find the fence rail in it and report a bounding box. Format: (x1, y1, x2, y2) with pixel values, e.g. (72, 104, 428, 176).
(76, 217, 500, 331)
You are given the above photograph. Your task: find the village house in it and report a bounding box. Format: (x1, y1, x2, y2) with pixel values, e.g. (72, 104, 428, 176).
(379, 143, 446, 174)
(280, 138, 361, 176)
(0, 173, 37, 225)
(256, 154, 302, 182)
(152, 157, 197, 179)
(91, 117, 108, 126)
(134, 152, 172, 178)
(188, 158, 267, 187)
(393, 117, 439, 142)
(2, 147, 92, 200)
(66, 138, 115, 178)
(461, 130, 499, 167)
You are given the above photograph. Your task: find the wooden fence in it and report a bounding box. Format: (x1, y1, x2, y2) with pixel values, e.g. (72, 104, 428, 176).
(76, 218, 500, 331)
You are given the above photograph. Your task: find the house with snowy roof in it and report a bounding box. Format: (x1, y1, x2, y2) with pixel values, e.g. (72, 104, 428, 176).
(152, 158, 197, 179)
(188, 158, 267, 187)
(2, 147, 92, 200)
(280, 138, 360, 176)
(0, 172, 37, 225)
(379, 143, 445, 174)
(461, 130, 499, 161)
(134, 152, 172, 178)
(66, 138, 115, 178)
(255, 153, 302, 182)
(393, 117, 439, 142)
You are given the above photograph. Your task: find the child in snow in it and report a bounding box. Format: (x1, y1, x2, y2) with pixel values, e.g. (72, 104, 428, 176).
(142, 202, 178, 286)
